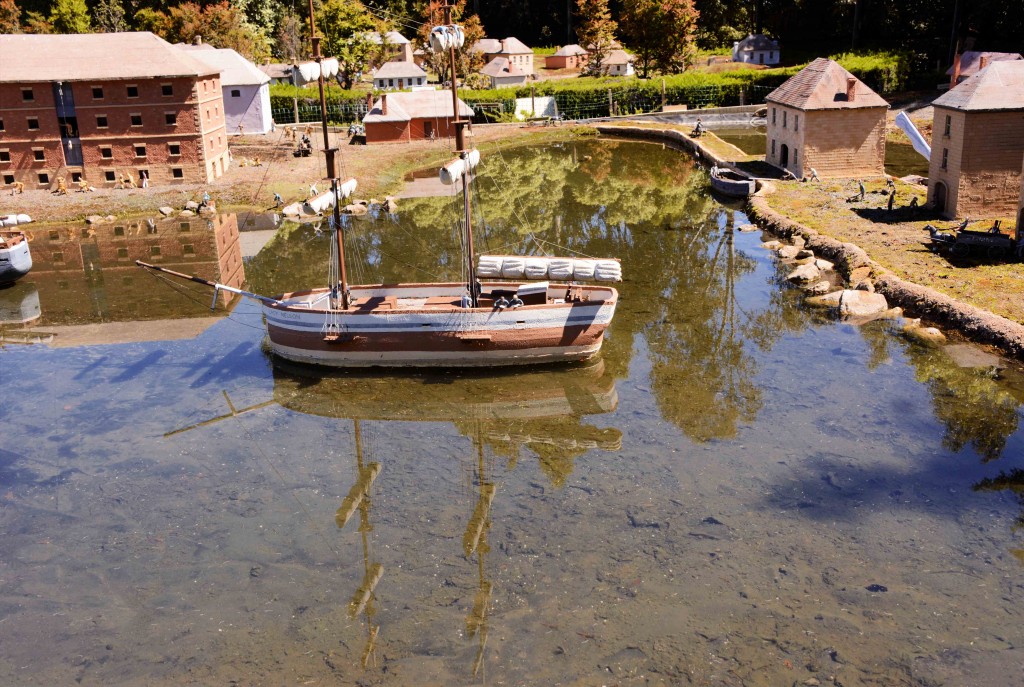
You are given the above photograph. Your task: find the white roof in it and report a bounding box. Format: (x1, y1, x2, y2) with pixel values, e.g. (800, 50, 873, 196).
(363, 90, 474, 123)
(365, 31, 411, 45)
(373, 61, 428, 80)
(178, 45, 270, 86)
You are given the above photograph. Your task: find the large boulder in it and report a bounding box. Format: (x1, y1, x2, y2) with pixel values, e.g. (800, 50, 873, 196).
(159, 206, 175, 217)
(343, 203, 369, 216)
(778, 245, 801, 260)
(281, 202, 304, 216)
(179, 210, 195, 218)
(786, 263, 820, 283)
(184, 200, 199, 211)
(838, 289, 888, 318)
(803, 281, 833, 295)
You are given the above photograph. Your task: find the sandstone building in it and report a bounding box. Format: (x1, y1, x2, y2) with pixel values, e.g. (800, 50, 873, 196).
(765, 58, 888, 179)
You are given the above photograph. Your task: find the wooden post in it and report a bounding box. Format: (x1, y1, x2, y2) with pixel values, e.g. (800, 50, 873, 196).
(531, 84, 536, 117)
(608, 89, 613, 117)
(661, 78, 666, 111)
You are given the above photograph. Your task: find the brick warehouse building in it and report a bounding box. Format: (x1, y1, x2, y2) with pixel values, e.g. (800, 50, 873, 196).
(765, 58, 888, 180)
(0, 32, 230, 190)
(927, 61, 1024, 219)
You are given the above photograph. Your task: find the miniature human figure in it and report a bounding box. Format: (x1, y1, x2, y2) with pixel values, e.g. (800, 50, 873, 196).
(12, 180, 25, 195)
(201, 191, 211, 207)
(77, 178, 90, 192)
(809, 167, 820, 182)
(309, 182, 319, 198)
(273, 192, 283, 207)
(710, 164, 719, 177)
(887, 188, 895, 211)
(460, 291, 472, 308)
(886, 177, 895, 190)
(691, 119, 704, 137)
(140, 170, 149, 190)
(304, 123, 313, 137)
(858, 180, 865, 200)
(908, 196, 919, 209)
(252, 156, 262, 167)
(494, 295, 509, 310)
(55, 177, 68, 195)
(238, 123, 244, 136)
(509, 294, 524, 309)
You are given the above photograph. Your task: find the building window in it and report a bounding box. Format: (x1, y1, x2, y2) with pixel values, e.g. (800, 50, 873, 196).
(150, 245, 161, 256)
(231, 89, 241, 97)
(21, 88, 33, 102)
(117, 247, 129, 258)
(0, 150, 9, 163)
(771, 107, 776, 124)
(214, 105, 219, 117)
(168, 143, 181, 156)
(51, 252, 64, 262)
(71, 172, 81, 183)
(389, 78, 394, 87)
(96, 115, 108, 128)
(782, 111, 787, 128)
(33, 149, 45, 162)
(165, 113, 176, 125)
(38, 173, 49, 184)
(130, 114, 143, 126)
(27, 117, 39, 130)
(179, 222, 191, 231)
(944, 115, 951, 137)
(92, 86, 103, 99)
(105, 170, 116, 182)
(182, 243, 195, 254)
(172, 168, 184, 179)
(0, 118, 4, 131)
(127, 85, 139, 98)
(162, 83, 173, 96)
(100, 146, 112, 159)
(941, 148, 948, 170)
(135, 144, 147, 158)
(114, 225, 125, 236)
(771, 139, 776, 156)
(2, 174, 13, 185)
(794, 115, 799, 132)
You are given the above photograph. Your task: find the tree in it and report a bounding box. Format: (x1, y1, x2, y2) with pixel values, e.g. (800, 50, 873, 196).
(620, 0, 699, 77)
(154, 2, 271, 62)
(275, 10, 305, 61)
(93, 0, 126, 33)
(574, 0, 616, 75)
(49, 0, 90, 33)
(0, 0, 21, 33)
(317, 0, 377, 89)
(23, 10, 52, 32)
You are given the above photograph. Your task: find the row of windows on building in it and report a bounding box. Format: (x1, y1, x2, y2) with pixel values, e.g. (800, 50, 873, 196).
(378, 77, 426, 88)
(770, 107, 800, 132)
(1, 141, 185, 164)
(17, 81, 222, 103)
(3, 167, 187, 186)
(0, 107, 219, 132)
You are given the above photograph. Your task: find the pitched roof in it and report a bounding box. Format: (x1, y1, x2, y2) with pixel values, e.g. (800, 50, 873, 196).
(933, 60, 1024, 112)
(259, 63, 293, 80)
(735, 34, 779, 52)
(0, 32, 218, 82)
(605, 49, 634, 65)
(945, 51, 1023, 77)
(553, 44, 587, 57)
(481, 57, 528, 79)
(363, 90, 474, 123)
(766, 58, 888, 110)
(472, 37, 531, 55)
(373, 61, 427, 79)
(178, 45, 270, 86)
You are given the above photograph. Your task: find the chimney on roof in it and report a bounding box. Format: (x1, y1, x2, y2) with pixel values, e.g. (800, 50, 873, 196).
(846, 77, 856, 102)
(381, 93, 388, 115)
(950, 52, 961, 89)
(979, 55, 990, 70)
(193, 35, 202, 46)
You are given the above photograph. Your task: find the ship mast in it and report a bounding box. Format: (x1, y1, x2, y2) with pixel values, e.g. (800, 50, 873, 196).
(441, 3, 478, 306)
(306, 0, 350, 310)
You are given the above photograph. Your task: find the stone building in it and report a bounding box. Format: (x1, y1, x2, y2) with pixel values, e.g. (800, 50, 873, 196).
(372, 61, 429, 90)
(546, 45, 588, 70)
(927, 61, 1024, 219)
(481, 57, 529, 88)
(0, 32, 229, 190)
(765, 58, 888, 179)
(365, 31, 415, 64)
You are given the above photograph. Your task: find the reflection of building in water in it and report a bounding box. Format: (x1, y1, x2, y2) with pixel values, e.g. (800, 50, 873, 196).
(8, 214, 244, 339)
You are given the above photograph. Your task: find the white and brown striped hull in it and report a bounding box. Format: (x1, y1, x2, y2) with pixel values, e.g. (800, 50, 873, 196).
(261, 282, 618, 368)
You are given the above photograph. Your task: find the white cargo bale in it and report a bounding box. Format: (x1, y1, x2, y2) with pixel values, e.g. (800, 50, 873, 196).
(16, 214, 32, 224)
(477, 256, 503, 278)
(500, 257, 525, 278)
(594, 260, 622, 282)
(524, 257, 549, 279)
(337, 178, 358, 199)
(548, 259, 574, 280)
(573, 259, 596, 280)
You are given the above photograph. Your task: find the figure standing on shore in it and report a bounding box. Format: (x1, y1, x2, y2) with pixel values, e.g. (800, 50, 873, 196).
(858, 180, 865, 200)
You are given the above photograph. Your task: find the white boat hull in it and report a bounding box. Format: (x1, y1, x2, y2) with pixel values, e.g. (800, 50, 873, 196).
(0, 232, 33, 285)
(261, 282, 618, 368)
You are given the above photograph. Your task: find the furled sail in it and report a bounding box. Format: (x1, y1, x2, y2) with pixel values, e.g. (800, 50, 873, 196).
(439, 149, 481, 185)
(336, 177, 358, 200)
(477, 255, 622, 282)
(429, 25, 465, 52)
(306, 191, 336, 214)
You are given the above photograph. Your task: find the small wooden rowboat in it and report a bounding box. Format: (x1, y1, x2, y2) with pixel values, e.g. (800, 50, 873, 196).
(709, 168, 756, 198)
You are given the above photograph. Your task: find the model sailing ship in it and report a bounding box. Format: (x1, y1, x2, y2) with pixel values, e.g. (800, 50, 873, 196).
(139, 2, 620, 368)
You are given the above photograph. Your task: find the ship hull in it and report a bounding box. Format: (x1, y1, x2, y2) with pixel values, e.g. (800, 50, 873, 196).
(262, 282, 618, 368)
(0, 232, 32, 285)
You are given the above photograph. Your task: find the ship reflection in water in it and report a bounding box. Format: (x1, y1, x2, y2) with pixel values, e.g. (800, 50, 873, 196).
(169, 360, 621, 675)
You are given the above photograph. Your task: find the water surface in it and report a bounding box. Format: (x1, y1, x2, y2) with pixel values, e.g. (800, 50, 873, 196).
(1, 138, 1022, 686)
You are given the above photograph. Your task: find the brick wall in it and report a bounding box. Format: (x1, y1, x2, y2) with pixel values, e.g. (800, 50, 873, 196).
(1, 74, 228, 189)
(1019, 154, 1024, 229)
(929, 107, 1024, 219)
(765, 102, 885, 178)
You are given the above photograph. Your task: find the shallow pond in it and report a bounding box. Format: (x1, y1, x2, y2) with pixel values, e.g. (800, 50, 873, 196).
(1, 138, 1023, 686)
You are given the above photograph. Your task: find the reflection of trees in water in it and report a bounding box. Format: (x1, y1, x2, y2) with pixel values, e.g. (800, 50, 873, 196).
(247, 138, 814, 441)
(973, 469, 1024, 528)
(864, 333, 1022, 462)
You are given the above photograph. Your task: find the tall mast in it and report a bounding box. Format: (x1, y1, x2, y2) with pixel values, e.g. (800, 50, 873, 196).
(442, 3, 478, 307)
(307, 0, 350, 310)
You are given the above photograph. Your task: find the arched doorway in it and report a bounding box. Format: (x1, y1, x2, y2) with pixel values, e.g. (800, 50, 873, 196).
(780, 144, 789, 168)
(933, 181, 948, 215)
